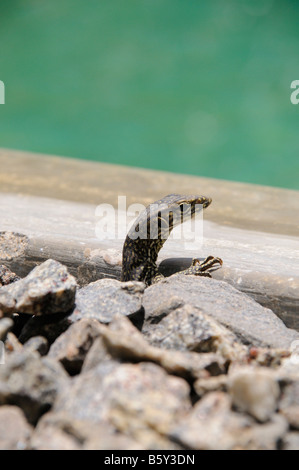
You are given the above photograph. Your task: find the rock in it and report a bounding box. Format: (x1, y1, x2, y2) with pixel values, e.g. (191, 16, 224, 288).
(281, 432, 299, 450)
(18, 277, 144, 343)
(0, 255, 297, 449)
(53, 361, 191, 449)
(171, 392, 250, 450)
(48, 318, 103, 375)
(0, 406, 32, 450)
(0, 317, 13, 341)
(142, 274, 299, 349)
(31, 419, 81, 450)
(99, 315, 154, 361)
(97, 315, 227, 380)
(0, 265, 20, 286)
(19, 279, 145, 346)
(276, 353, 299, 380)
(157, 350, 226, 380)
(192, 347, 290, 399)
(143, 303, 245, 360)
(0, 350, 69, 424)
(81, 337, 114, 373)
(31, 411, 144, 450)
(85, 433, 144, 451)
(0, 259, 77, 317)
(194, 375, 228, 397)
(247, 346, 291, 368)
(53, 360, 121, 422)
(143, 296, 184, 324)
(279, 378, 299, 429)
(5, 332, 23, 352)
(274, 356, 299, 429)
(171, 391, 288, 450)
(70, 279, 145, 324)
(228, 366, 280, 422)
(23, 336, 49, 356)
(239, 414, 288, 450)
(0, 231, 28, 262)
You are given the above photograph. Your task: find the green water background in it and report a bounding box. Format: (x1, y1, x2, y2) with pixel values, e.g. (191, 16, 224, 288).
(0, 0, 299, 190)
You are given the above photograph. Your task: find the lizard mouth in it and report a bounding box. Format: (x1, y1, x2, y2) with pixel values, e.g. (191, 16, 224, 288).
(175, 195, 212, 207)
(195, 196, 212, 209)
(177, 196, 212, 219)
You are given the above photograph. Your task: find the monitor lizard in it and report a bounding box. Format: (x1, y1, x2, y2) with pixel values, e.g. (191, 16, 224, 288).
(121, 194, 222, 285)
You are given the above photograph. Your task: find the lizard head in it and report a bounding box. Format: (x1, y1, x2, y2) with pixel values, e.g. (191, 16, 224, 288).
(148, 194, 212, 239)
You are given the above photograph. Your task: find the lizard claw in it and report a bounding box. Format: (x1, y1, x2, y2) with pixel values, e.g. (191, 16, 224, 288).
(184, 255, 223, 277)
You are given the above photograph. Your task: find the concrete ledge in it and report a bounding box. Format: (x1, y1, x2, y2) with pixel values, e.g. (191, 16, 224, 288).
(0, 149, 298, 331)
(1, 148, 299, 236)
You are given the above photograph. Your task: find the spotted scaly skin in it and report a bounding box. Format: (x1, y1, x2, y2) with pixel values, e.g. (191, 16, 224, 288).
(121, 194, 222, 286)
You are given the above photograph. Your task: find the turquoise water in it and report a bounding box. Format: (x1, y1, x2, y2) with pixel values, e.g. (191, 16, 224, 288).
(0, 0, 299, 190)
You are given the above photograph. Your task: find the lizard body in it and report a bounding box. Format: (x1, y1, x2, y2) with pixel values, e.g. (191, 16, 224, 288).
(121, 194, 222, 286)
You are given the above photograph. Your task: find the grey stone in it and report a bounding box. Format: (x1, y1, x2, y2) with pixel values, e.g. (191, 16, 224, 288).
(97, 315, 227, 380)
(246, 346, 292, 368)
(18, 278, 144, 345)
(171, 392, 250, 450)
(279, 378, 299, 429)
(81, 336, 114, 373)
(143, 274, 299, 349)
(0, 231, 28, 263)
(157, 350, 226, 380)
(17, 278, 144, 344)
(171, 391, 288, 450)
(143, 303, 246, 361)
(194, 375, 228, 397)
(5, 332, 23, 352)
(53, 360, 122, 423)
(48, 318, 103, 375)
(239, 414, 288, 450)
(0, 264, 20, 286)
(0, 259, 77, 317)
(228, 366, 280, 422)
(54, 361, 191, 449)
(0, 405, 32, 450)
(281, 432, 299, 450)
(23, 336, 49, 356)
(143, 303, 232, 351)
(70, 279, 145, 324)
(193, 347, 291, 398)
(84, 433, 145, 450)
(99, 315, 153, 362)
(0, 350, 69, 424)
(275, 353, 299, 382)
(0, 317, 13, 341)
(31, 411, 144, 450)
(30, 412, 82, 450)
(142, 296, 184, 324)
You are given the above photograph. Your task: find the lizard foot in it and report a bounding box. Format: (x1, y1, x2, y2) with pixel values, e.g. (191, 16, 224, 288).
(183, 255, 223, 278)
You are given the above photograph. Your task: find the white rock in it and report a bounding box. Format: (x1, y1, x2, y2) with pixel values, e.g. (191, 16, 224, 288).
(228, 366, 280, 422)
